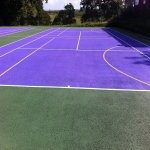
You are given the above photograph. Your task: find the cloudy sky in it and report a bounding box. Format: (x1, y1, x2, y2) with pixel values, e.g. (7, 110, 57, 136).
(43, 0, 80, 10)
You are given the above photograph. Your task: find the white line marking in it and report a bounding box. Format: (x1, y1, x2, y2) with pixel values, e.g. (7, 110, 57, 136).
(57, 27, 70, 36)
(78, 50, 137, 52)
(0, 28, 32, 37)
(0, 28, 55, 49)
(0, 84, 150, 92)
(105, 30, 150, 61)
(18, 47, 137, 52)
(40, 48, 75, 51)
(103, 47, 150, 87)
(76, 32, 81, 50)
(0, 38, 56, 77)
(19, 48, 75, 51)
(0, 28, 60, 58)
(111, 28, 150, 47)
(116, 27, 150, 43)
(27, 36, 112, 39)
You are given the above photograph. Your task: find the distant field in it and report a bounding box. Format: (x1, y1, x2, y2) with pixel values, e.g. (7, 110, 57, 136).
(49, 10, 83, 24)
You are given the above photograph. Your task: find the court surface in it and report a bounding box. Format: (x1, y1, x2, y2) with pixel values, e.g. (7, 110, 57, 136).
(0, 27, 32, 37)
(1, 27, 150, 150)
(0, 27, 150, 90)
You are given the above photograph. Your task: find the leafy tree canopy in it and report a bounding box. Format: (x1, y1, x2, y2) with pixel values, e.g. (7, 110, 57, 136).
(53, 3, 76, 25)
(80, 0, 122, 22)
(0, 0, 50, 25)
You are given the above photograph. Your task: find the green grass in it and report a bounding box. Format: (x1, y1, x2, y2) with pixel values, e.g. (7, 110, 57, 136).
(1, 27, 150, 149)
(0, 26, 52, 47)
(49, 10, 83, 24)
(0, 87, 150, 150)
(49, 9, 108, 26)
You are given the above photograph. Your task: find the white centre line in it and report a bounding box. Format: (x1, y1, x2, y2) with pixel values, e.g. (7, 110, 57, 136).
(0, 38, 56, 77)
(57, 27, 70, 36)
(76, 32, 81, 50)
(0, 29, 72, 77)
(0, 28, 60, 58)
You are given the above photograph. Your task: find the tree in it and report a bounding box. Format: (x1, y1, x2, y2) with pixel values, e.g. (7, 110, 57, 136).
(53, 3, 76, 25)
(0, 0, 50, 25)
(63, 3, 76, 24)
(53, 10, 66, 25)
(0, 0, 22, 25)
(80, 0, 121, 22)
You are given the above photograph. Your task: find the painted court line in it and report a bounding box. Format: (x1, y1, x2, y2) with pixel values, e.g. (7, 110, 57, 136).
(0, 28, 32, 37)
(18, 47, 137, 52)
(78, 49, 137, 52)
(0, 84, 150, 92)
(0, 28, 60, 58)
(76, 32, 81, 50)
(40, 48, 76, 51)
(28, 36, 112, 39)
(0, 28, 55, 49)
(0, 29, 72, 75)
(115, 27, 150, 44)
(0, 38, 56, 77)
(105, 30, 150, 61)
(19, 48, 76, 51)
(57, 27, 70, 36)
(0, 30, 16, 34)
(103, 48, 150, 86)
(111, 28, 150, 47)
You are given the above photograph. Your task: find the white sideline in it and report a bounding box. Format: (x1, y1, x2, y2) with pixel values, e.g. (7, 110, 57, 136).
(0, 84, 150, 92)
(105, 30, 150, 61)
(116, 27, 150, 43)
(0, 28, 55, 49)
(0, 38, 56, 77)
(0, 29, 71, 76)
(0, 28, 60, 58)
(76, 32, 81, 50)
(0, 28, 32, 37)
(111, 28, 150, 47)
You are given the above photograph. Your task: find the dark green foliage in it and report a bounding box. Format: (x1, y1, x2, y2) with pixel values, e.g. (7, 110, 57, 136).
(53, 10, 66, 25)
(80, 0, 120, 23)
(108, 0, 150, 37)
(0, 0, 22, 25)
(0, 0, 51, 25)
(53, 3, 76, 25)
(81, 9, 100, 23)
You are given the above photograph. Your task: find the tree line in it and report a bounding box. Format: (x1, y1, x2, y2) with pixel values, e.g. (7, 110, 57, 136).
(0, 0, 122, 26)
(0, 0, 50, 26)
(0, 0, 149, 26)
(52, 0, 121, 25)
(53, 0, 150, 25)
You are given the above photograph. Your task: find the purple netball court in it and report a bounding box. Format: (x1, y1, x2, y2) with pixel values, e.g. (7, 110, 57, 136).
(0, 27, 32, 37)
(0, 27, 150, 90)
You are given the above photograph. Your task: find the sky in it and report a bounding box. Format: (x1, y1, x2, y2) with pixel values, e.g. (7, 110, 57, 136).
(43, 0, 80, 10)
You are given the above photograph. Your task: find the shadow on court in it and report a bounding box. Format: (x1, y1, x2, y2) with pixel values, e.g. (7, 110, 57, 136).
(102, 28, 147, 48)
(102, 28, 150, 66)
(125, 51, 150, 66)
